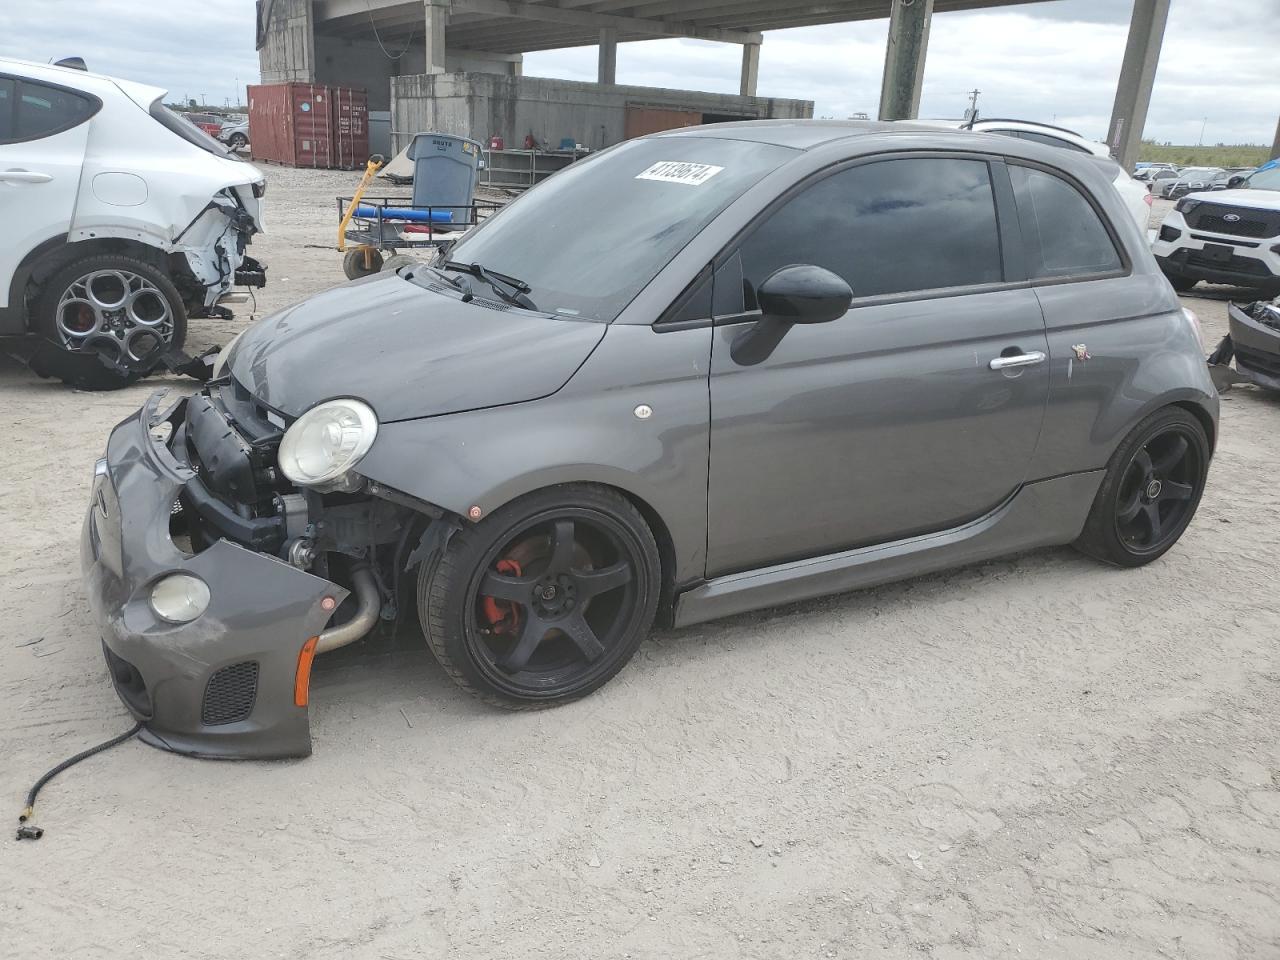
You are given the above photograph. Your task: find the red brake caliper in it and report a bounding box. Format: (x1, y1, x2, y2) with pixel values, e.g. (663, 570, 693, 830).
(482, 558, 523, 635)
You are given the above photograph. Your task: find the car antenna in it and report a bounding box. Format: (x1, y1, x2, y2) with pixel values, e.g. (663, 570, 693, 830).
(52, 56, 88, 71)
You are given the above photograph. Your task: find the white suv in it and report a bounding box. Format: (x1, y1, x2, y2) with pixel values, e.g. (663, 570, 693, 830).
(1152, 162, 1280, 295)
(0, 57, 266, 388)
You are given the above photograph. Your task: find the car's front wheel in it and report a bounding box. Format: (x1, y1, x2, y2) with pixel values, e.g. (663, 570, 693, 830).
(228, 133, 248, 149)
(418, 485, 661, 708)
(1075, 407, 1210, 567)
(30, 254, 187, 390)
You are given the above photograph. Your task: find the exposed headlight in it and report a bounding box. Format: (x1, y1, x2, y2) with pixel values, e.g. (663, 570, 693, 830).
(210, 331, 243, 381)
(278, 398, 378, 486)
(151, 574, 211, 624)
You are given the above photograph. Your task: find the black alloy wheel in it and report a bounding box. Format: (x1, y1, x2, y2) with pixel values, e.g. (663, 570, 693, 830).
(419, 486, 660, 707)
(1113, 427, 1203, 555)
(1076, 407, 1210, 567)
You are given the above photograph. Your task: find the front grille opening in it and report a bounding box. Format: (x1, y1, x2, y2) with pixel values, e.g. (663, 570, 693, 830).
(202, 661, 259, 726)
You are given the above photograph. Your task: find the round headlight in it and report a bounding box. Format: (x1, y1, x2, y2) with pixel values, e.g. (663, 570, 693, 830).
(210, 330, 244, 381)
(150, 574, 211, 624)
(277, 398, 378, 486)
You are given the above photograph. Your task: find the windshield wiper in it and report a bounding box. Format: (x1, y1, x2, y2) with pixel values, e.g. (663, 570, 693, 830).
(441, 260, 537, 310)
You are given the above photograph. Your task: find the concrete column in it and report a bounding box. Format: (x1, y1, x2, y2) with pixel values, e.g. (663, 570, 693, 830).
(1271, 116, 1280, 161)
(424, 0, 448, 75)
(1106, 0, 1170, 172)
(598, 27, 617, 85)
(878, 0, 933, 120)
(740, 41, 761, 97)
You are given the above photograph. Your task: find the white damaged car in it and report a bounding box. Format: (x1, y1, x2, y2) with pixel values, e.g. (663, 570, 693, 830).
(0, 57, 266, 388)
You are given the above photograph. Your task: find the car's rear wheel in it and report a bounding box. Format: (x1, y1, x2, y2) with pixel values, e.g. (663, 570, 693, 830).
(30, 254, 187, 390)
(1075, 407, 1210, 567)
(228, 133, 247, 149)
(1166, 273, 1198, 293)
(418, 486, 660, 708)
(342, 247, 384, 280)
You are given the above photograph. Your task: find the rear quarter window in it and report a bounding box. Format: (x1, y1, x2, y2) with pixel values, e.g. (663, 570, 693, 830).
(1009, 165, 1123, 280)
(0, 76, 99, 144)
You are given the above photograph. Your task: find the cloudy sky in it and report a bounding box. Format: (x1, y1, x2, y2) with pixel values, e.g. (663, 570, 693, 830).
(1, 0, 1276, 146)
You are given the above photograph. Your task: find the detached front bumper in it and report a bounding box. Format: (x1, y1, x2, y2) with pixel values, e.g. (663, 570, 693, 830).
(1227, 301, 1280, 391)
(80, 392, 348, 759)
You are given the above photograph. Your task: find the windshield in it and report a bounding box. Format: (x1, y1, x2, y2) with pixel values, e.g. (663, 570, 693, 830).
(148, 99, 241, 161)
(1178, 168, 1220, 181)
(1246, 164, 1280, 190)
(440, 136, 796, 322)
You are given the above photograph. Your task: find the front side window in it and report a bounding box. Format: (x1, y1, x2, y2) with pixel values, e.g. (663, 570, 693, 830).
(1009, 165, 1122, 280)
(1246, 164, 1280, 190)
(0, 77, 98, 143)
(735, 156, 1004, 306)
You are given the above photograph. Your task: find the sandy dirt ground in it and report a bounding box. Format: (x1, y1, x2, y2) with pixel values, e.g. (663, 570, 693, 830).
(2, 172, 1278, 960)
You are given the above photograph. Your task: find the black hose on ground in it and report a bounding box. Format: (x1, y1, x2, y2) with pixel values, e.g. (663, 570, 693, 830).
(16, 721, 144, 840)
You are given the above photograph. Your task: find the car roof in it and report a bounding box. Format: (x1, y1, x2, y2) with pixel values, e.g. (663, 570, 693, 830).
(0, 55, 165, 106)
(652, 118, 987, 150)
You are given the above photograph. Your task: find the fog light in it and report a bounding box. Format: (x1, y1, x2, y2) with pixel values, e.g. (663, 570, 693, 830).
(1159, 225, 1181, 243)
(150, 574, 211, 623)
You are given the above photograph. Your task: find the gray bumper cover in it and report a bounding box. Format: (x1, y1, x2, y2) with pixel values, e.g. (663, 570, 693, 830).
(80, 392, 349, 759)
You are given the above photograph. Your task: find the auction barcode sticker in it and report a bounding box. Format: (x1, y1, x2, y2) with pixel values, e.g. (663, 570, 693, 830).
(636, 161, 725, 186)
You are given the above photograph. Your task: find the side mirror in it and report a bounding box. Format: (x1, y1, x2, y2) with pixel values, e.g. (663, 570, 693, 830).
(731, 265, 853, 366)
(1227, 175, 1247, 189)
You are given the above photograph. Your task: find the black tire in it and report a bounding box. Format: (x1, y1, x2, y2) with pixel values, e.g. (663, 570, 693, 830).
(342, 247, 384, 280)
(418, 485, 661, 709)
(228, 133, 247, 149)
(30, 253, 187, 390)
(1074, 407, 1210, 568)
(1166, 273, 1198, 293)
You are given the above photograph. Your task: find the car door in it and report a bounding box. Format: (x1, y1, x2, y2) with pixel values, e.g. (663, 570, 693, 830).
(0, 75, 98, 308)
(705, 155, 1051, 577)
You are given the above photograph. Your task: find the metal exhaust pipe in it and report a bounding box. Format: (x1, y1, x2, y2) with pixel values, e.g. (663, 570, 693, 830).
(315, 565, 381, 654)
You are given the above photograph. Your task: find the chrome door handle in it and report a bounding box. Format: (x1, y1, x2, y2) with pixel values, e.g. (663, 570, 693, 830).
(0, 169, 53, 183)
(989, 351, 1046, 370)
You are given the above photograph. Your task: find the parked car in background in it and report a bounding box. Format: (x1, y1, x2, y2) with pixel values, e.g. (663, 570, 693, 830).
(182, 111, 223, 138)
(1210, 167, 1255, 190)
(920, 118, 1151, 228)
(1152, 161, 1280, 294)
(1145, 168, 1181, 192)
(1157, 167, 1226, 200)
(0, 57, 267, 388)
(83, 120, 1216, 758)
(219, 117, 248, 150)
(1135, 164, 1179, 184)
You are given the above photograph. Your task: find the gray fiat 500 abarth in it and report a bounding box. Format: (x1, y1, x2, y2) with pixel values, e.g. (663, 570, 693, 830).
(83, 121, 1217, 758)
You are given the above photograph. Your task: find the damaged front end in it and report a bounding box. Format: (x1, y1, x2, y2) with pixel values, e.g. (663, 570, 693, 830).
(1208, 295, 1280, 392)
(81, 387, 438, 759)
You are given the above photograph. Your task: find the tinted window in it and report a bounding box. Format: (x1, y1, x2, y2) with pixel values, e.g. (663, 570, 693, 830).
(0, 79, 12, 141)
(1009, 165, 1122, 279)
(736, 157, 1003, 305)
(12, 79, 97, 140)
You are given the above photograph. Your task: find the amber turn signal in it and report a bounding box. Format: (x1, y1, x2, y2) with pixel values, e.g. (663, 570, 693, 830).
(294, 636, 320, 707)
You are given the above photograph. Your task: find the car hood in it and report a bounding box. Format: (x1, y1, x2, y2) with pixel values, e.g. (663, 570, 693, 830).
(227, 272, 607, 423)
(1188, 188, 1280, 212)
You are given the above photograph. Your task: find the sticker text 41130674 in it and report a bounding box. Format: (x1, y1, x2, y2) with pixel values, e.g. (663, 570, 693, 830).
(635, 161, 725, 186)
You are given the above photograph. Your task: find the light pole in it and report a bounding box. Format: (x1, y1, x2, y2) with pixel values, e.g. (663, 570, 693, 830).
(1197, 117, 1206, 147)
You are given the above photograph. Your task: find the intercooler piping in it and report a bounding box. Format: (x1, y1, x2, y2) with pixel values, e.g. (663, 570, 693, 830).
(315, 564, 381, 654)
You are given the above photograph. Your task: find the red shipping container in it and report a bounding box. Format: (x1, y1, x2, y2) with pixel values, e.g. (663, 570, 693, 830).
(247, 83, 369, 170)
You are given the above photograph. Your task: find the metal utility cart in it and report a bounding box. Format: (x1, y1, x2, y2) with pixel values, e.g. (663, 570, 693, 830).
(336, 133, 500, 279)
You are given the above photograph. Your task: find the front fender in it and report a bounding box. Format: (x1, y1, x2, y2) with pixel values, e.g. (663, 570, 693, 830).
(356, 324, 713, 587)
